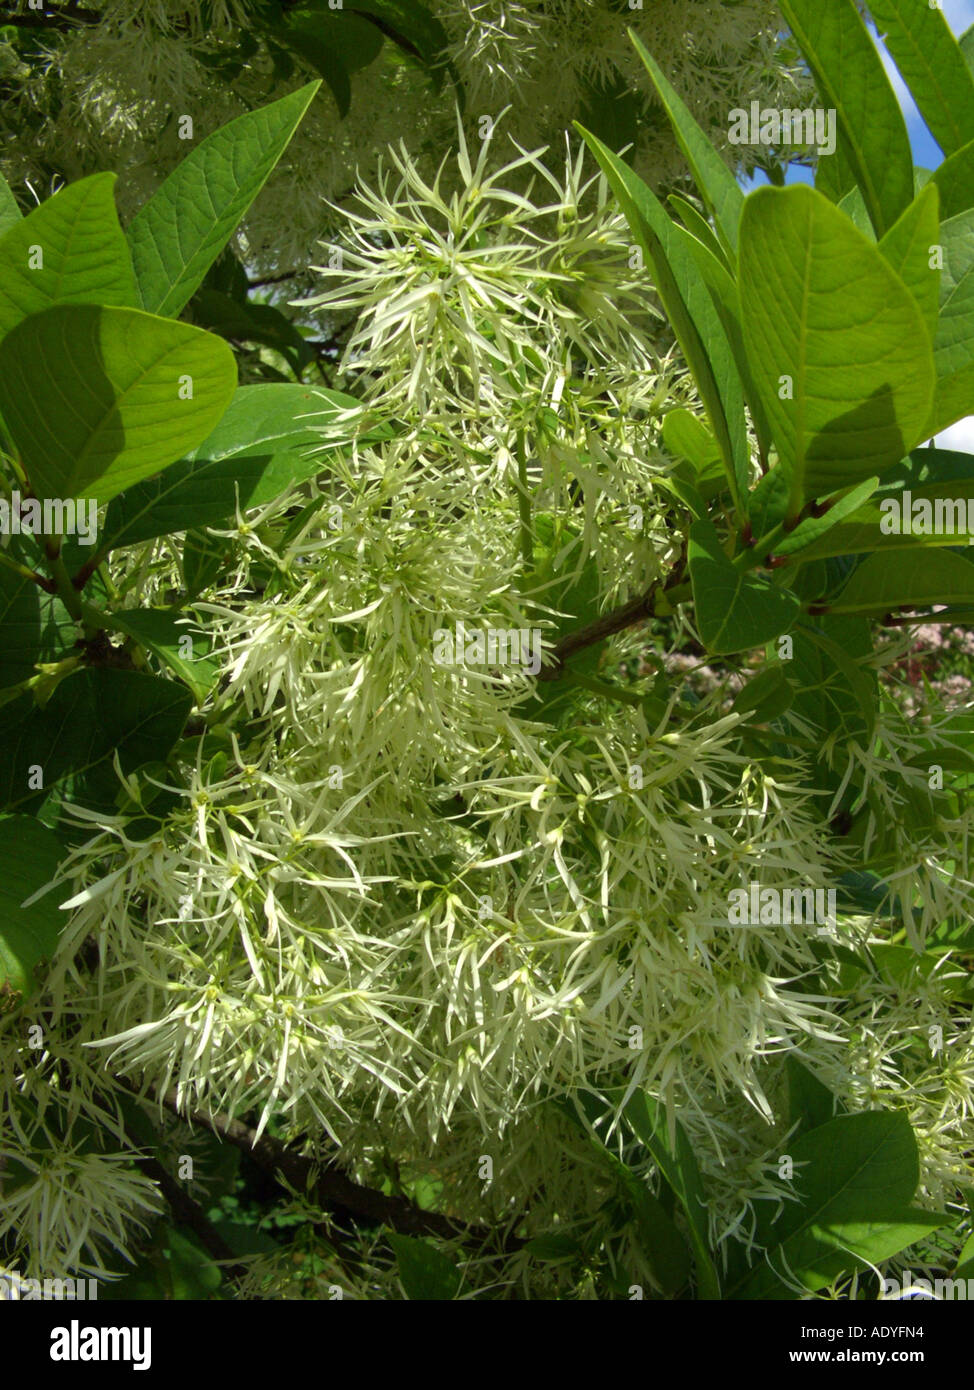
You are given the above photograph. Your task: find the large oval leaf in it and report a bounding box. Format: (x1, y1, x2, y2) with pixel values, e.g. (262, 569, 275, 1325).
(0, 304, 237, 504)
(740, 185, 936, 514)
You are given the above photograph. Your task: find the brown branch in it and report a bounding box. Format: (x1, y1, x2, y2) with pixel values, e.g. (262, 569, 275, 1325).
(158, 1089, 524, 1254)
(348, 7, 423, 61)
(132, 1152, 256, 1287)
(247, 270, 304, 289)
(0, 5, 101, 29)
(106, 1087, 257, 1289)
(537, 543, 688, 682)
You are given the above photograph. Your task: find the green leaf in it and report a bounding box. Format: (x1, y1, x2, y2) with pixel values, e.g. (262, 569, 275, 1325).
(689, 517, 801, 656)
(786, 1057, 842, 1137)
(956, 1230, 974, 1279)
(578, 70, 639, 154)
(963, 23, 974, 77)
(523, 1234, 584, 1262)
(567, 1093, 693, 1297)
(101, 1226, 222, 1300)
(269, 20, 354, 115)
(127, 82, 320, 318)
(0, 304, 237, 504)
(795, 622, 878, 739)
(834, 870, 898, 921)
(602, 1151, 693, 1296)
(786, 448, 974, 560)
(617, 1090, 721, 1299)
(730, 662, 794, 723)
(932, 138, 974, 221)
(836, 186, 875, 240)
(101, 384, 359, 550)
(349, 0, 450, 70)
(667, 220, 775, 463)
(828, 548, 974, 615)
(287, 2, 384, 76)
(668, 194, 729, 267)
(661, 408, 722, 481)
(0, 564, 41, 690)
(787, 617, 876, 748)
(867, 0, 974, 157)
(739, 185, 936, 514)
(815, 138, 858, 210)
(0, 814, 65, 1013)
(182, 529, 232, 597)
(629, 31, 743, 255)
(191, 288, 314, 373)
(388, 1235, 461, 1300)
(0, 174, 136, 341)
(877, 183, 941, 343)
(778, 0, 914, 236)
(0, 171, 21, 236)
(929, 208, 974, 435)
(730, 1112, 946, 1298)
(102, 609, 219, 704)
(577, 125, 749, 514)
(746, 469, 881, 561)
(158, 1228, 224, 1299)
(773, 477, 881, 559)
(0, 668, 191, 815)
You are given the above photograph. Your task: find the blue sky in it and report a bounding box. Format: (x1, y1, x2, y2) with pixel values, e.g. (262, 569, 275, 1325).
(742, 0, 974, 451)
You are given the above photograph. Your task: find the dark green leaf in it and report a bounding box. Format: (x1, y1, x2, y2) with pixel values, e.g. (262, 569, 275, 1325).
(731, 663, 794, 722)
(0, 564, 41, 690)
(388, 1234, 461, 1300)
(786, 1056, 841, 1136)
(729, 1112, 946, 1298)
(566, 1093, 693, 1296)
(616, 1089, 721, 1299)
(349, 0, 450, 70)
(689, 516, 801, 655)
(101, 384, 359, 550)
(0, 813, 65, 1013)
(578, 69, 639, 153)
(0, 668, 191, 815)
(103, 609, 220, 704)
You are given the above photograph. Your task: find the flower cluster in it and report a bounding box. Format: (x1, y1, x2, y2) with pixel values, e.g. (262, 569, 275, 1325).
(0, 0, 807, 272)
(1, 92, 972, 1297)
